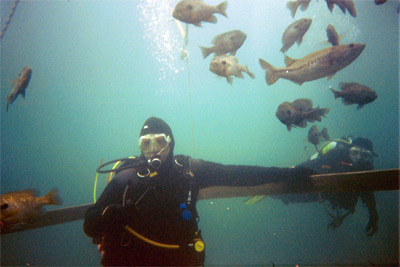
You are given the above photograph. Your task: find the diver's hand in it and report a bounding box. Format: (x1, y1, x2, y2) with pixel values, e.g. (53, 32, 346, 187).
(284, 166, 315, 193)
(101, 204, 127, 228)
(366, 213, 379, 236)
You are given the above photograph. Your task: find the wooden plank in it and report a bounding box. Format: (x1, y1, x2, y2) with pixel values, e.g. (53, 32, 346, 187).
(198, 168, 399, 199)
(2, 168, 398, 235)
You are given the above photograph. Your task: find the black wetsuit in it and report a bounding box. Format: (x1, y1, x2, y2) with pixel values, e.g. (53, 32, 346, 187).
(84, 155, 300, 266)
(278, 141, 378, 234)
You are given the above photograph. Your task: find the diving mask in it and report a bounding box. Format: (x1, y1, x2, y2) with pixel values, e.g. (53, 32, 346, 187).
(139, 133, 171, 155)
(349, 146, 373, 162)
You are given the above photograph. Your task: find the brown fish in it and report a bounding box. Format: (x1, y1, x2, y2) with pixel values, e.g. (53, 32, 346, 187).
(325, 0, 357, 17)
(199, 30, 247, 59)
(326, 24, 339, 46)
(209, 55, 255, 84)
(0, 188, 62, 228)
(6, 66, 32, 112)
(308, 125, 330, 149)
(276, 99, 329, 131)
(286, 0, 312, 18)
(172, 0, 228, 27)
(259, 43, 365, 86)
(330, 82, 378, 109)
(374, 0, 387, 4)
(280, 18, 312, 53)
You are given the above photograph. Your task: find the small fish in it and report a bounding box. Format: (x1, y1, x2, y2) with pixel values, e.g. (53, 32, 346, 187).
(330, 82, 378, 109)
(325, 0, 357, 17)
(6, 67, 32, 112)
(286, 0, 312, 18)
(209, 55, 255, 84)
(259, 43, 365, 86)
(308, 125, 330, 149)
(172, 0, 228, 27)
(326, 24, 339, 46)
(276, 99, 329, 131)
(374, 0, 387, 5)
(0, 188, 62, 228)
(199, 30, 247, 59)
(280, 18, 312, 53)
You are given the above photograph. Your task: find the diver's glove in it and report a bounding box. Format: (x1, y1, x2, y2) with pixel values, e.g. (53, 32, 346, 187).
(366, 212, 379, 236)
(283, 166, 315, 194)
(101, 204, 128, 229)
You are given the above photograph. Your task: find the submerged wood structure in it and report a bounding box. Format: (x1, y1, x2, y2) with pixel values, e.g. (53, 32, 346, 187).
(1, 168, 398, 235)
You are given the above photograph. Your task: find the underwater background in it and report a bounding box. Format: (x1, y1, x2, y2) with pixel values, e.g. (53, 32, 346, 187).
(1, 0, 399, 265)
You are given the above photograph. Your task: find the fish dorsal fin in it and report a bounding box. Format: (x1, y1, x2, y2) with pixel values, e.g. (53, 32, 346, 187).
(21, 189, 39, 196)
(5, 189, 39, 196)
(284, 55, 297, 66)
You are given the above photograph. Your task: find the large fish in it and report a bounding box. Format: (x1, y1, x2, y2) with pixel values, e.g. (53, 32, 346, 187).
(199, 30, 247, 59)
(280, 18, 312, 53)
(276, 98, 329, 131)
(259, 43, 365, 86)
(172, 0, 228, 27)
(6, 66, 32, 112)
(330, 82, 378, 109)
(0, 188, 62, 229)
(209, 55, 255, 84)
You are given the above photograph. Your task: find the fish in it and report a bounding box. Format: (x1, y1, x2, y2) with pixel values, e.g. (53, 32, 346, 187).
(199, 30, 247, 59)
(0, 188, 62, 228)
(6, 66, 32, 112)
(280, 18, 312, 53)
(326, 24, 339, 46)
(374, 0, 387, 4)
(286, 0, 312, 18)
(276, 98, 329, 131)
(172, 0, 228, 27)
(308, 125, 330, 149)
(259, 43, 365, 86)
(209, 55, 255, 84)
(325, 0, 357, 17)
(330, 82, 378, 109)
(374, 0, 400, 12)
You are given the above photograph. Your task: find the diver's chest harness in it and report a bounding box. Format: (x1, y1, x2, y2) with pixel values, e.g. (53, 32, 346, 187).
(117, 155, 204, 252)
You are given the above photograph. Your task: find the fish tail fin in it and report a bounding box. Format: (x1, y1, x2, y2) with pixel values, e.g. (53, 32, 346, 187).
(320, 107, 330, 117)
(245, 65, 256, 79)
(45, 188, 63, 206)
(259, 58, 279, 85)
(199, 45, 212, 59)
(310, 107, 329, 122)
(286, 1, 299, 18)
(321, 127, 330, 141)
(330, 88, 340, 99)
(217, 1, 228, 17)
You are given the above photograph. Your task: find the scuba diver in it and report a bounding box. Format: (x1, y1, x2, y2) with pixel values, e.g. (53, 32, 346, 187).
(278, 136, 379, 236)
(83, 117, 313, 266)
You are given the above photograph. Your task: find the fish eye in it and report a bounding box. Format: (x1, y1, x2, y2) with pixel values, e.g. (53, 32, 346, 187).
(186, 4, 192, 10)
(286, 110, 291, 115)
(349, 43, 354, 48)
(222, 60, 226, 65)
(1, 203, 8, 210)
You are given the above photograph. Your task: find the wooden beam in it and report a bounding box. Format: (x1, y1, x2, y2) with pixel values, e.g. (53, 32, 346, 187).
(1, 168, 398, 235)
